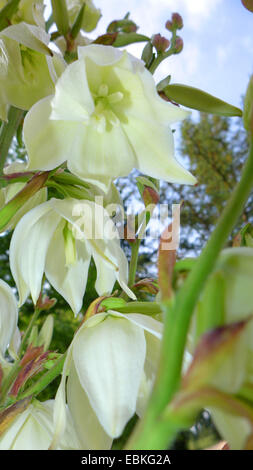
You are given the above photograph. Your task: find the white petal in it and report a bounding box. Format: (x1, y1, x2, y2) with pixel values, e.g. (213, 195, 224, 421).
(0, 279, 18, 356)
(24, 96, 78, 171)
(0, 409, 30, 449)
(122, 117, 196, 185)
(9, 202, 61, 305)
(67, 365, 112, 449)
(73, 314, 146, 437)
(138, 66, 190, 125)
(50, 59, 94, 121)
(67, 119, 135, 181)
(108, 312, 162, 417)
(118, 313, 163, 339)
(78, 44, 124, 67)
(1, 23, 51, 55)
(45, 225, 91, 315)
(93, 251, 118, 295)
(48, 198, 135, 299)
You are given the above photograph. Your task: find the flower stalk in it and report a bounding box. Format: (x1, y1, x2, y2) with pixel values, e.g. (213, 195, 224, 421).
(127, 137, 253, 449)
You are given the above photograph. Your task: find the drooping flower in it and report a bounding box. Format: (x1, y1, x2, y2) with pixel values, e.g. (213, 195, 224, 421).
(66, 0, 101, 32)
(9, 197, 135, 315)
(0, 399, 82, 450)
(23, 44, 196, 191)
(0, 22, 65, 120)
(0, 278, 18, 360)
(0, 161, 47, 232)
(53, 310, 162, 449)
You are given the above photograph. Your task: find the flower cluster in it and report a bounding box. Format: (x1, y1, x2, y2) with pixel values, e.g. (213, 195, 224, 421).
(0, 0, 196, 450)
(0, 0, 250, 453)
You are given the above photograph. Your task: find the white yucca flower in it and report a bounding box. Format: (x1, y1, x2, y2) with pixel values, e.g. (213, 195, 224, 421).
(52, 311, 162, 449)
(23, 44, 196, 191)
(9, 197, 135, 315)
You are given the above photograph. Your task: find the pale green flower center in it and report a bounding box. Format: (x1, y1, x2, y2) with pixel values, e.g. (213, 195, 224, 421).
(63, 222, 77, 266)
(91, 83, 124, 133)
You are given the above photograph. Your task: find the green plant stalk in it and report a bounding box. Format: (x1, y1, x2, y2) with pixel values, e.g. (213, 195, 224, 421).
(127, 138, 253, 449)
(128, 239, 141, 287)
(18, 308, 41, 357)
(0, 107, 24, 178)
(148, 30, 177, 75)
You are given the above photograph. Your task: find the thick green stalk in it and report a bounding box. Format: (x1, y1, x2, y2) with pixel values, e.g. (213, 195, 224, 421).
(0, 107, 24, 177)
(127, 139, 253, 449)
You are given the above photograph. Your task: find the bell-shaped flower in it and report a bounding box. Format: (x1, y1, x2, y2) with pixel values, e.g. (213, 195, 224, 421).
(52, 310, 162, 449)
(9, 197, 135, 315)
(0, 399, 82, 450)
(23, 44, 196, 191)
(0, 22, 65, 120)
(0, 161, 47, 232)
(0, 278, 18, 360)
(66, 0, 101, 32)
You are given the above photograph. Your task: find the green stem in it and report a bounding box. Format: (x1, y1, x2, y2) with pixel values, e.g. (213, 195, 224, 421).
(148, 30, 177, 75)
(127, 139, 253, 449)
(19, 308, 41, 357)
(0, 107, 24, 178)
(128, 239, 141, 287)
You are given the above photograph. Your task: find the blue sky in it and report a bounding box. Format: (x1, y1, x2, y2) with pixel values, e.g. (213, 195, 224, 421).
(93, 0, 253, 109)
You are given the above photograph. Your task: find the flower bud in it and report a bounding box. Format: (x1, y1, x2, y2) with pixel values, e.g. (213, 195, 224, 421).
(166, 13, 183, 31)
(174, 36, 184, 54)
(107, 18, 138, 34)
(151, 33, 170, 53)
(171, 13, 183, 29)
(165, 20, 173, 31)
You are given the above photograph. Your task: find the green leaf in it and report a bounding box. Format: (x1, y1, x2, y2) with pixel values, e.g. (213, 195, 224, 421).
(163, 84, 243, 117)
(0, 172, 49, 231)
(141, 41, 153, 68)
(51, 0, 69, 36)
(0, 0, 20, 32)
(113, 32, 149, 47)
(70, 4, 85, 39)
(156, 75, 171, 92)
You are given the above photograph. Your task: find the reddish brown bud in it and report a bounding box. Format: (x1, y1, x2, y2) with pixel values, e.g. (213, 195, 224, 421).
(172, 13, 183, 29)
(165, 20, 173, 31)
(174, 36, 184, 54)
(151, 33, 170, 53)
